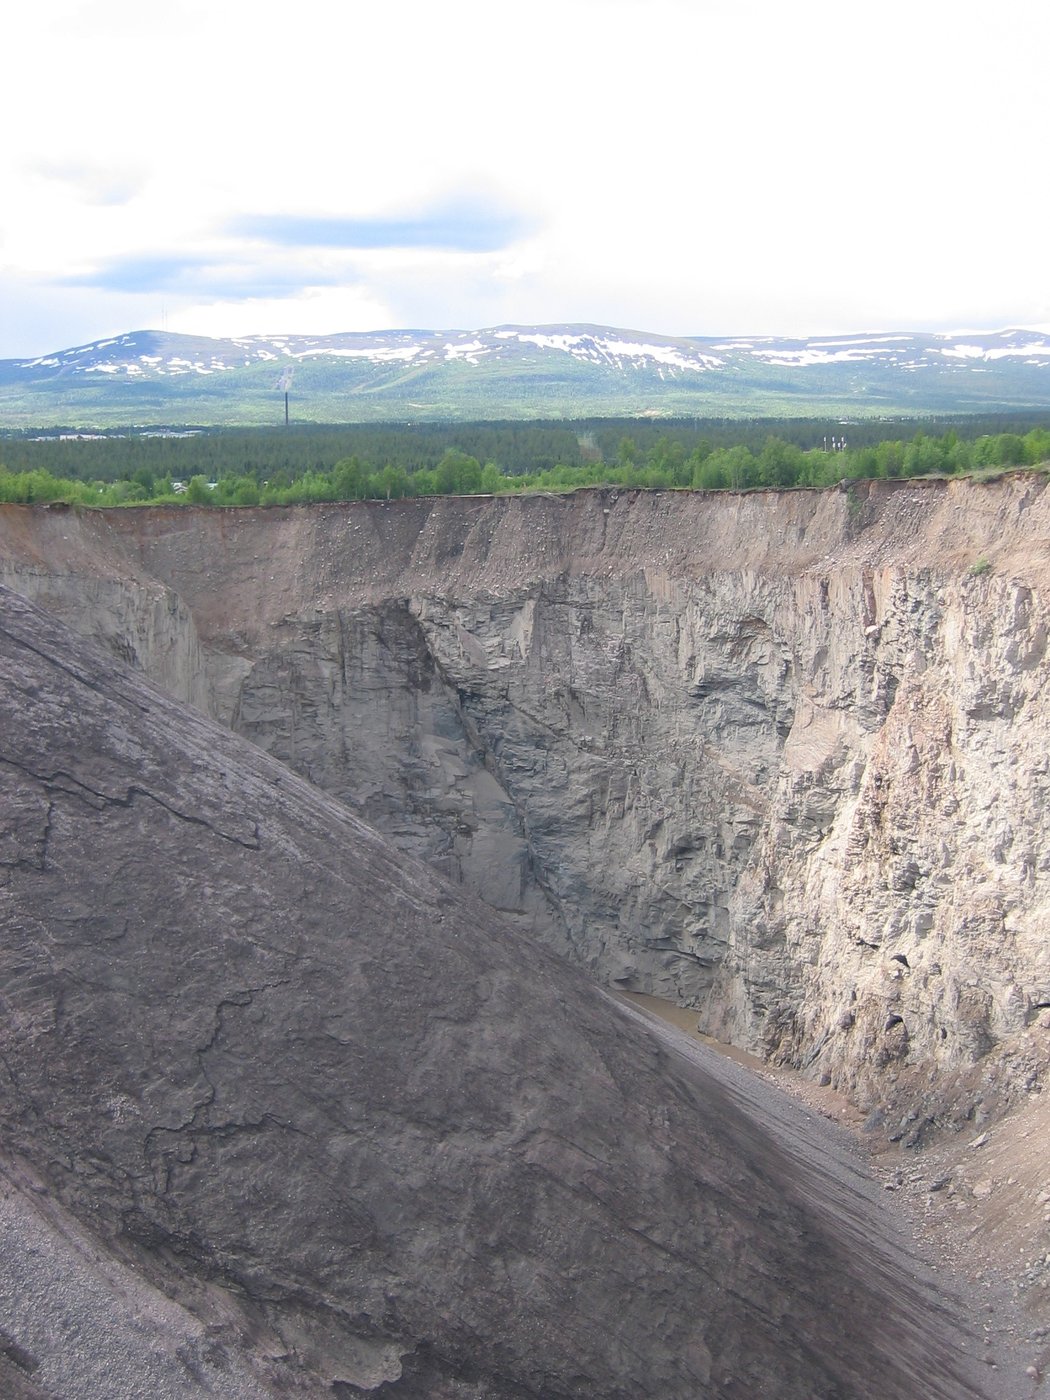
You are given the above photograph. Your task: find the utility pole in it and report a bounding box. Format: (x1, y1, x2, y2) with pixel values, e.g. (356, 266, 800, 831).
(277, 367, 294, 425)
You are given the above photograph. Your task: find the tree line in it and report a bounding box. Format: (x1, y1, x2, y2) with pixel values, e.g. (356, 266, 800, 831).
(2, 425, 1049, 508)
(5, 411, 1050, 484)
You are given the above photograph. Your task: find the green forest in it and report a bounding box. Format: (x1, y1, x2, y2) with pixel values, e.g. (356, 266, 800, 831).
(2, 416, 1049, 507)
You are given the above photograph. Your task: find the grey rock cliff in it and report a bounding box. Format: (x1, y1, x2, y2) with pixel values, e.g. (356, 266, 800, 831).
(0, 585, 995, 1398)
(2, 477, 1049, 1132)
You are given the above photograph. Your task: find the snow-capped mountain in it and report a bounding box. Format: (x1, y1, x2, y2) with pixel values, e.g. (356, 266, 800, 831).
(4, 324, 1050, 426)
(9, 326, 735, 379)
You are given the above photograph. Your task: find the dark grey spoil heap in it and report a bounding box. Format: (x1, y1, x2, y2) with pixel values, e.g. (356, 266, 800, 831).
(0, 585, 990, 1399)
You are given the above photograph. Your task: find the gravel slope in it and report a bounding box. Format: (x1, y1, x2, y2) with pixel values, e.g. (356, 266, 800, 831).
(621, 992, 1047, 1398)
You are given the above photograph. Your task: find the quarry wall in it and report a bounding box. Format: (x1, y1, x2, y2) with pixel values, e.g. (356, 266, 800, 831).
(4, 476, 1049, 1133)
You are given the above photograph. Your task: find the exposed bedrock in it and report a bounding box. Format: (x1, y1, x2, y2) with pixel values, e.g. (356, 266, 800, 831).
(3, 476, 1049, 1131)
(0, 586, 995, 1399)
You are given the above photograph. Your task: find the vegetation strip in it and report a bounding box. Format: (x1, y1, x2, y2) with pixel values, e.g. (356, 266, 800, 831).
(2, 422, 1049, 506)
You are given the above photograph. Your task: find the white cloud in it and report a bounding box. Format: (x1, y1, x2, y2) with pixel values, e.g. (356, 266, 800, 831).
(2, 0, 1049, 355)
(167, 284, 397, 341)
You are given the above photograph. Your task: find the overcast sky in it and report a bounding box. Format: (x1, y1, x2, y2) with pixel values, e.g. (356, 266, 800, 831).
(3, 0, 1048, 357)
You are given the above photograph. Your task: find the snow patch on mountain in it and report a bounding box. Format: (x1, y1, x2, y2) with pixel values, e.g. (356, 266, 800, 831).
(943, 342, 1050, 360)
(501, 330, 722, 372)
(298, 345, 426, 362)
(754, 348, 883, 367)
(443, 340, 489, 363)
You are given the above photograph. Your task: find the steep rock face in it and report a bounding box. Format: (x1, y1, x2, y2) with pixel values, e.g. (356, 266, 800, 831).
(2, 478, 1049, 1130)
(0, 504, 212, 713)
(0, 585, 994, 1399)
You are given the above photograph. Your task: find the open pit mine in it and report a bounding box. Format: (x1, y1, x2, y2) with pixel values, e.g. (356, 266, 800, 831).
(1, 475, 1048, 1397)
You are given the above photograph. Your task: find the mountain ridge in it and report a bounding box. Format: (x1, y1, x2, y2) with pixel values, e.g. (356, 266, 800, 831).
(5, 323, 1050, 426)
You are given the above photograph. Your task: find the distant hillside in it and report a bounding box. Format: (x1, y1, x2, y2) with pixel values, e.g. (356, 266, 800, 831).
(4, 324, 1050, 427)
